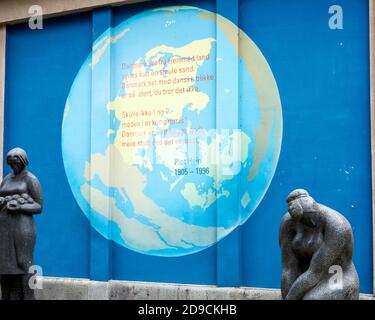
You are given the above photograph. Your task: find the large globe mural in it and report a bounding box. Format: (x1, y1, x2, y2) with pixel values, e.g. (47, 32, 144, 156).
(62, 6, 282, 257)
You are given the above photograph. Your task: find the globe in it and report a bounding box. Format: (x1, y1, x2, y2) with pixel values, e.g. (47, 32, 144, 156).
(62, 6, 282, 257)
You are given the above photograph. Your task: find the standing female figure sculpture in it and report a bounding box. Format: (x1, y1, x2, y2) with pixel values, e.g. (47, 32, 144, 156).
(279, 189, 359, 300)
(0, 147, 43, 300)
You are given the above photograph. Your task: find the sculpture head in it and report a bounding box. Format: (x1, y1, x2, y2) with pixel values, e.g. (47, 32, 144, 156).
(287, 189, 318, 226)
(6, 147, 29, 175)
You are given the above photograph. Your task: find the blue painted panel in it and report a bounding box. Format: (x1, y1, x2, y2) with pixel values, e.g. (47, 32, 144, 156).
(240, 0, 373, 294)
(90, 7, 113, 282)
(111, 0, 218, 286)
(4, 12, 93, 278)
(215, 0, 242, 287)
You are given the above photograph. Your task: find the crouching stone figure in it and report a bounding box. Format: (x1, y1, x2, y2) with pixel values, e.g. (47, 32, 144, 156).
(279, 189, 359, 300)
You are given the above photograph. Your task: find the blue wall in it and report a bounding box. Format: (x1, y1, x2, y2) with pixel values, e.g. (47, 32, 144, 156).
(4, 12, 93, 278)
(240, 0, 372, 293)
(3, 0, 373, 293)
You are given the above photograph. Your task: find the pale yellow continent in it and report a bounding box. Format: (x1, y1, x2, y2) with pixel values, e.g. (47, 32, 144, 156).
(84, 145, 228, 249)
(181, 183, 228, 210)
(107, 38, 215, 169)
(241, 191, 251, 208)
(199, 130, 251, 182)
(80, 183, 169, 251)
(91, 28, 130, 68)
(144, 38, 214, 65)
(178, 131, 250, 210)
(198, 9, 282, 181)
(152, 6, 197, 13)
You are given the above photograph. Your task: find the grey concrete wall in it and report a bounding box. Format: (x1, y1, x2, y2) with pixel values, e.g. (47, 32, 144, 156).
(33, 277, 375, 300)
(0, 0, 150, 24)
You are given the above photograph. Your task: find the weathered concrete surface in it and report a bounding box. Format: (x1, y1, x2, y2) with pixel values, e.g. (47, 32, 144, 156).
(109, 281, 281, 300)
(32, 277, 375, 300)
(0, 0, 150, 24)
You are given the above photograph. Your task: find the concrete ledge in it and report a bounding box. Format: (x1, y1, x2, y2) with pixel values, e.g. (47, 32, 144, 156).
(33, 277, 375, 300)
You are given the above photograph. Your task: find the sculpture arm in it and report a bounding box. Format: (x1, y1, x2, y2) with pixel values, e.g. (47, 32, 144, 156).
(279, 214, 299, 299)
(281, 246, 300, 299)
(286, 222, 345, 300)
(19, 176, 43, 215)
(0, 177, 7, 209)
(18, 202, 42, 215)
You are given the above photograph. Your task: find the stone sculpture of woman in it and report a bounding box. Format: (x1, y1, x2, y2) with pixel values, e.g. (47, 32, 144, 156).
(279, 189, 359, 300)
(0, 147, 43, 300)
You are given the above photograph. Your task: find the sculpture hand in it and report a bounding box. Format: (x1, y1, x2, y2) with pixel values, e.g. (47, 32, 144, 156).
(6, 200, 21, 211)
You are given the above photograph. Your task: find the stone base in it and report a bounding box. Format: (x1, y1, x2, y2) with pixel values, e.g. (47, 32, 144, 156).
(29, 277, 375, 300)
